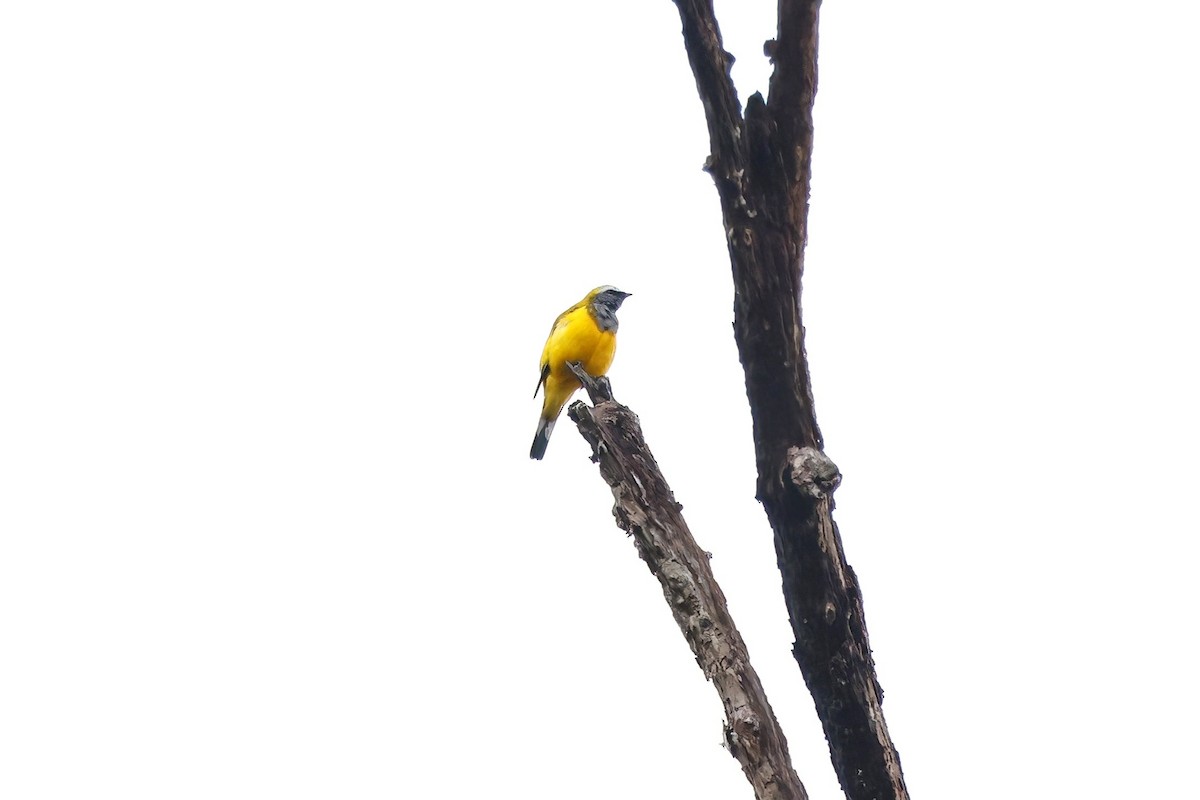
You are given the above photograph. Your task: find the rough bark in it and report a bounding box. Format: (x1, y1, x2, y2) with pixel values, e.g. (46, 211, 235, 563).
(565, 366, 807, 800)
(670, 1, 910, 799)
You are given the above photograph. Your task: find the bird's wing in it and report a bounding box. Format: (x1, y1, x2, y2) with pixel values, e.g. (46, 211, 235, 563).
(534, 305, 576, 397)
(533, 362, 550, 398)
(534, 297, 593, 398)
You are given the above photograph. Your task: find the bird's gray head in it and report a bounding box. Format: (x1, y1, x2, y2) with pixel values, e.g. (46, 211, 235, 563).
(589, 286, 631, 331)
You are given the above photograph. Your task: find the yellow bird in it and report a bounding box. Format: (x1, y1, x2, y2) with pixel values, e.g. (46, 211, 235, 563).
(530, 286, 631, 460)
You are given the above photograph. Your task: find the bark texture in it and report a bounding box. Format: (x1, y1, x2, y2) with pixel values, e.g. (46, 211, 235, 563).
(671, 1, 910, 799)
(565, 369, 807, 800)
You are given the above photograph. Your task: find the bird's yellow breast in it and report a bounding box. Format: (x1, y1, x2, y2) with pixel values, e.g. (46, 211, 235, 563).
(543, 305, 616, 377)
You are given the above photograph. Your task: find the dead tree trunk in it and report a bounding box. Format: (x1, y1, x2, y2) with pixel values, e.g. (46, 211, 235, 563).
(670, 1, 910, 799)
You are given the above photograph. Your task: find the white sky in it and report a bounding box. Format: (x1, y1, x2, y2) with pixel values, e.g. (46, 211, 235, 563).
(3, 1, 1198, 798)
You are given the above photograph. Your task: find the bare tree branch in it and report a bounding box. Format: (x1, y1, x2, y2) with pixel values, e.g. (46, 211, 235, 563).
(670, 1, 910, 799)
(565, 372, 807, 800)
(673, 0, 744, 175)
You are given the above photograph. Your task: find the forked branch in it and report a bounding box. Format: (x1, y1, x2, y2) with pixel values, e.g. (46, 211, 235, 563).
(670, 1, 910, 798)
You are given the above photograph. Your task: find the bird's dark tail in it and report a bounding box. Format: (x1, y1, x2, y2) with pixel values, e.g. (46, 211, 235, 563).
(529, 417, 555, 460)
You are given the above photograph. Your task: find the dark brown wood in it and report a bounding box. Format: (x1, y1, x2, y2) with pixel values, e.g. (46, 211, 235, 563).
(670, 1, 910, 799)
(566, 383, 808, 800)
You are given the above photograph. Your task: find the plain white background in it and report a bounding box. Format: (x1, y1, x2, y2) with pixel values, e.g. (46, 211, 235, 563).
(2, 1, 1198, 798)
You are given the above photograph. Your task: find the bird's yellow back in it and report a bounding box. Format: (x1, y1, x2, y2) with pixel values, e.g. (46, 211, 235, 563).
(537, 303, 616, 420)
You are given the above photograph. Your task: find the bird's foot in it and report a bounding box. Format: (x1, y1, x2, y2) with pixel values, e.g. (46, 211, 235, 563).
(567, 361, 614, 404)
